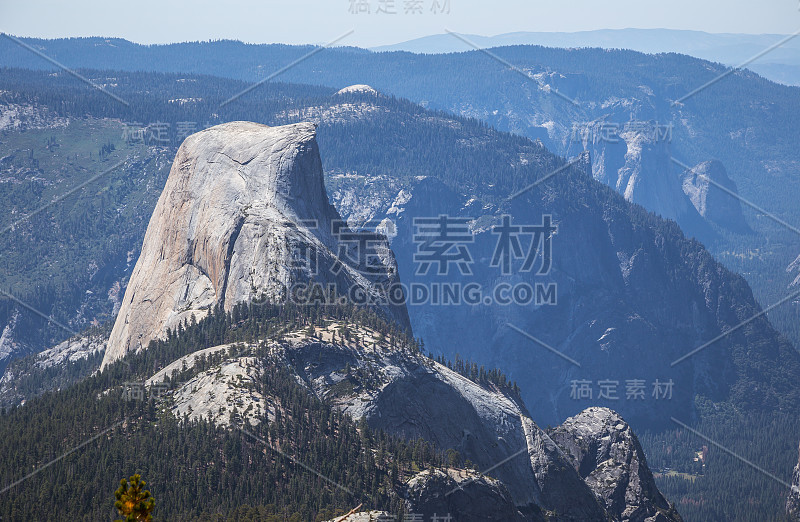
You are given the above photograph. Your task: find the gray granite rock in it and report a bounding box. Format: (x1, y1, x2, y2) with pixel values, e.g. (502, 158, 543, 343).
(273, 323, 607, 520)
(403, 468, 532, 521)
(102, 121, 408, 369)
(681, 159, 750, 233)
(549, 407, 682, 522)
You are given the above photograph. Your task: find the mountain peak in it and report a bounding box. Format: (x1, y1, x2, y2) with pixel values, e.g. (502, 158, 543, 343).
(101, 121, 409, 369)
(180, 120, 332, 223)
(336, 84, 378, 96)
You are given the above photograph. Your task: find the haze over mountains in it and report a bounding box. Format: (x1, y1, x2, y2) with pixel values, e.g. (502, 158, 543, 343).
(373, 28, 800, 86)
(4, 33, 795, 377)
(0, 31, 799, 520)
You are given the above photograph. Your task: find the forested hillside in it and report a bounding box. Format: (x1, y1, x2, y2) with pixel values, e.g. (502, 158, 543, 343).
(0, 303, 442, 521)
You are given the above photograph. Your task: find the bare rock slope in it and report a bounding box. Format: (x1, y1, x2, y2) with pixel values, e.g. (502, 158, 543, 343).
(102, 121, 408, 368)
(273, 323, 604, 518)
(549, 407, 681, 522)
(402, 468, 529, 521)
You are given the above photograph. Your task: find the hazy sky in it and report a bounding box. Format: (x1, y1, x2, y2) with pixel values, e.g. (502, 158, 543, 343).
(2, 0, 799, 47)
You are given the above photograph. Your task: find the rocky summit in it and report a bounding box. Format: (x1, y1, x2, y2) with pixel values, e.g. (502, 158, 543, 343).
(101, 121, 409, 369)
(136, 313, 682, 520)
(550, 407, 682, 521)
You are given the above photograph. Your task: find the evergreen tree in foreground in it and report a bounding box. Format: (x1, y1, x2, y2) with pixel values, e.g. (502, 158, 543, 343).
(114, 474, 155, 522)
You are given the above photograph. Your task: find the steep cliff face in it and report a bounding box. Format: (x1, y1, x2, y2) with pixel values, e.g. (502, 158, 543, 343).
(549, 407, 681, 522)
(681, 159, 750, 233)
(564, 128, 757, 245)
(565, 126, 754, 242)
(600, 129, 706, 238)
(101, 121, 409, 369)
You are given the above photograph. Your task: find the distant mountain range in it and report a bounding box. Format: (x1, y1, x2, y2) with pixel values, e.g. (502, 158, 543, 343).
(6, 33, 792, 356)
(372, 29, 800, 86)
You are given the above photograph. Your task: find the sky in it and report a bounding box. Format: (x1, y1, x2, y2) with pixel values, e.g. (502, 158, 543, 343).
(1, 0, 799, 48)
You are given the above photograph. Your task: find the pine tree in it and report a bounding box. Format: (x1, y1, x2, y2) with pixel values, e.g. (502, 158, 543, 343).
(114, 474, 155, 522)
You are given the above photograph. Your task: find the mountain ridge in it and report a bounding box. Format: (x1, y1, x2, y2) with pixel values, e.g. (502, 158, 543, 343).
(369, 29, 800, 86)
(94, 119, 678, 520)
(0, 67, 796, 518)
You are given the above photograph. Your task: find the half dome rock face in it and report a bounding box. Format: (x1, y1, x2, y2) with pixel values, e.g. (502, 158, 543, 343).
(101, 121, 409, 369)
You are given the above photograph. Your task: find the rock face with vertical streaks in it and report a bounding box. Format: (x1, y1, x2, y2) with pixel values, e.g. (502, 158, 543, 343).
(680, 159, 750, 233)
(101, 121, 409, 369)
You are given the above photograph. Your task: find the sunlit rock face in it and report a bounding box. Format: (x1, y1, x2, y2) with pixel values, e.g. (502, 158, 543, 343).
(102, 121, 408, 369)
(549, 407, 682, 521)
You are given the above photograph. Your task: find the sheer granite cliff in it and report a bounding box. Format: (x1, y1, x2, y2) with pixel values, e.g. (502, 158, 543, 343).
(101, 121, 409, 369)
(680, 159, 750, 234)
